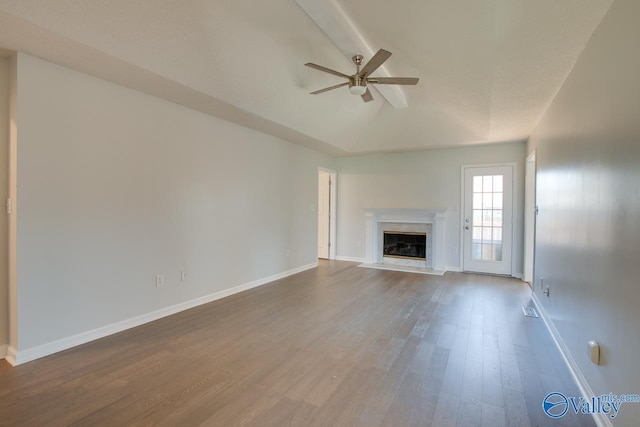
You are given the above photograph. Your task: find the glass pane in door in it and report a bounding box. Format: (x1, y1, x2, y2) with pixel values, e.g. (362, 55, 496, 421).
(471, 174, 504, 261)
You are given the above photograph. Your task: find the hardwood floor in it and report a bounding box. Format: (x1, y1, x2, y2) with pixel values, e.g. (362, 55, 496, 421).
(0, 261, 595, 426)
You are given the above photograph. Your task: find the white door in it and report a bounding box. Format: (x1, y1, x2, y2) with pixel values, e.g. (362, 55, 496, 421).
(318, 171, 331, 259)
(463, 165, 513, 275)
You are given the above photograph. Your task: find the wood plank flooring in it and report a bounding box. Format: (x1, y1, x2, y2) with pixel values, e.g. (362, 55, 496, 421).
(0, 261, 595, 426)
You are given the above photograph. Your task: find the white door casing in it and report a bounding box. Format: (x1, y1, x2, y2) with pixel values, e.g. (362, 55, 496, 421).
(523, 152, 536, 284)
(318, 170, 331, 259)
(462, 165, 514, 275)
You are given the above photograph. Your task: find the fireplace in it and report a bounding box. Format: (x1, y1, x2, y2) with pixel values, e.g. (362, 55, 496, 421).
(383, 232, 427, 260)
(364, 208, 447, 272)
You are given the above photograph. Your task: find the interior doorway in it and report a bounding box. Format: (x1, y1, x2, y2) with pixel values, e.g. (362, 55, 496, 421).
(317, 168, 337, 260)
(523, 151, 536, 285)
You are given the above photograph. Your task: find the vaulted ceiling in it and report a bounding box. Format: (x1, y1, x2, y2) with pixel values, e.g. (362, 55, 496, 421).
(0, 0, 612, 155)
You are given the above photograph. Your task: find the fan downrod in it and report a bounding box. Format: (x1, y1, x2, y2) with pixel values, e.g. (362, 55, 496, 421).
(352, 55, 364, 73)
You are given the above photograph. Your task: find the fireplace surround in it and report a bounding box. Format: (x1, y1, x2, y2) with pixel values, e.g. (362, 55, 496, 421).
(364, 208, 447, 272)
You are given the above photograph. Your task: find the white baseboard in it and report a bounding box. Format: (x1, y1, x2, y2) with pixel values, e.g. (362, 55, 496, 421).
(5, 346, 17, 366)
(335, 255, 367, 263)
(9, 262, 318, 366)
(0, 344, 7, 360)
(532, 293, 612, 427)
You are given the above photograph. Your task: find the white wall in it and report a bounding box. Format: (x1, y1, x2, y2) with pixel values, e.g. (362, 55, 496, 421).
(528, 1, 640, 425)
(13, 53, 334, 355)
(335, 143, 525, 272)
(0, 56, 8, 350)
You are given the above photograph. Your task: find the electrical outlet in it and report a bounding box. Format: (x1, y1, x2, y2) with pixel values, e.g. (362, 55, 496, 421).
(286, 249, 290, 257)
(181, 271, 187, 282)
(156, 275, 164, 287)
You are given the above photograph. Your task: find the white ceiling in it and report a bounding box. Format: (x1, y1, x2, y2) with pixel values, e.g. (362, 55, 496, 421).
(0, 0, 612, 155)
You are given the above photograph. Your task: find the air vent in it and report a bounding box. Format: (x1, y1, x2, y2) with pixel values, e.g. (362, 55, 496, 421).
(522, 306, 539, 318)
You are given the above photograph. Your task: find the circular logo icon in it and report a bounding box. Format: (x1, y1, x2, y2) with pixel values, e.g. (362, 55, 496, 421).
(543, 392, 568, 418)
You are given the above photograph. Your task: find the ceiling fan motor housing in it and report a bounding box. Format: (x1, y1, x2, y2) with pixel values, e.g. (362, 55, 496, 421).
(349, 75, 367, 95)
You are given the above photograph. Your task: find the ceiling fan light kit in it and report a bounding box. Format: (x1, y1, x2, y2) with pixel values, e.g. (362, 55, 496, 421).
(305, 49, 419, 103)
(349, 86, 367, 96)
(349, 82, 367, 96)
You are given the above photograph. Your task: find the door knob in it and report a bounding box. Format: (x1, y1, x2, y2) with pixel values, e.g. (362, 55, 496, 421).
(464, 226, 470, 230)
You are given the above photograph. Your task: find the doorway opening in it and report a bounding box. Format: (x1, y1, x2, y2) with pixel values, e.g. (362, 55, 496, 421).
(317, 168, 337, 260)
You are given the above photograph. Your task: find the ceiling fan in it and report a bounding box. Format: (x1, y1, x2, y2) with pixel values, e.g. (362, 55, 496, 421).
(305, 49, 419, 103)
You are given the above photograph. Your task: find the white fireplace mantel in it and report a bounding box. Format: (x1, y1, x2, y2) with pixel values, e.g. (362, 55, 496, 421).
(364, 208, 448, 272)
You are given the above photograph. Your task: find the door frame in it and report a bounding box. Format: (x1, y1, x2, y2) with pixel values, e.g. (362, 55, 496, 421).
(318, 167, 337, 260)
(459, 162, 518, 275)
(523, 151, 536, 285)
